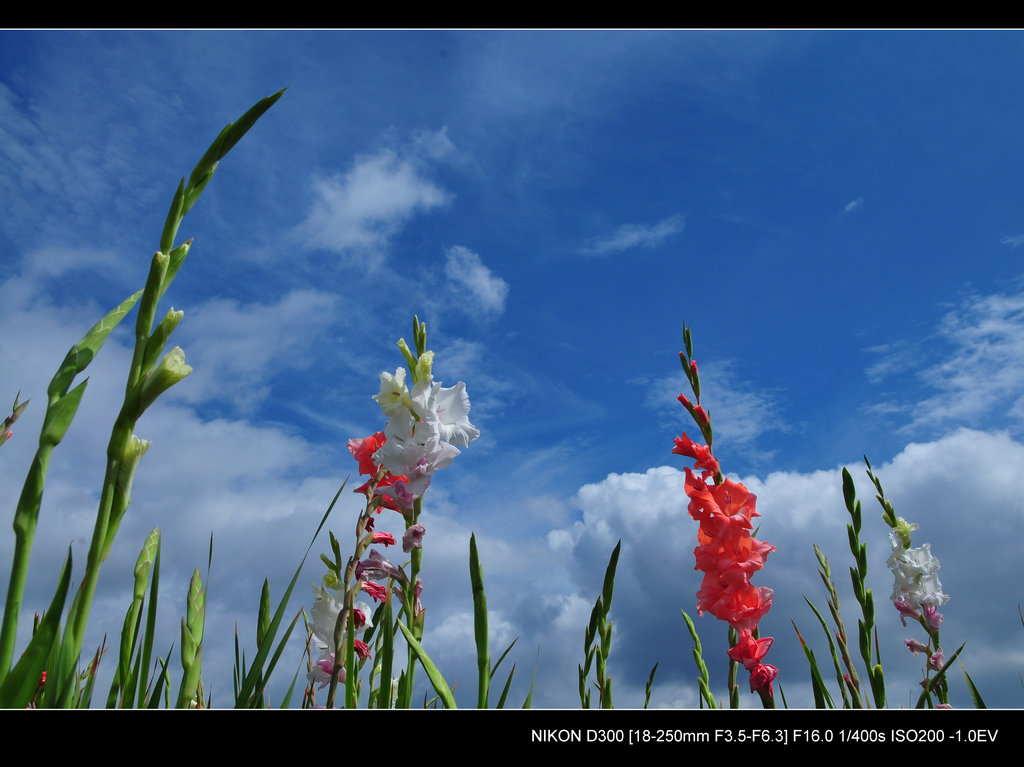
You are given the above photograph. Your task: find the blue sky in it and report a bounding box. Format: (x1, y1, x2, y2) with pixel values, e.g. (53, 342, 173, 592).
(2, 30, 1024, 709)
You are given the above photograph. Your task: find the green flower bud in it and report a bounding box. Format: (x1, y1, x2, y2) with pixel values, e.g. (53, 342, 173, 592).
(397, 338, 418, 379)
(892, 516, 919, 548)
(414, 349, 434, 382)
(136, 346, 192, 416)
(117, 434, 152, 498)
(141, 307, 185, 375)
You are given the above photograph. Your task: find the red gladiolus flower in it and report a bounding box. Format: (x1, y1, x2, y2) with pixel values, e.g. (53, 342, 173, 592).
(728, 629, 774, 670)
(677, 393, 711, 428)
(372, 531, 396, 547)
(683, 469, 776, 630)
(748, 663, 778, 695)
(696, 570, 774, 631)
(348, 432, 387, 476)
(674, 345, 776, 701)
(672, 432, 720, 479)
(361, 580, 388, 602)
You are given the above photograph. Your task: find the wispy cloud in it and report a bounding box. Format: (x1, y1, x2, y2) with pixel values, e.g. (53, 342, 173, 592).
(443, 245, 509, 316)
(580, 213, 684, 256)
(641, 359, 788, 458)
(176, 289, 339, 411)
(1000, 234, 1024, 249)
(297, 141, 452, 266)
(841, 196, 864, 215)
(871, 290, 1024, 431)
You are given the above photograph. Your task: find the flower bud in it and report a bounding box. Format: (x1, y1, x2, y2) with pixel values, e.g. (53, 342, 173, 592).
(403, 523, 426, 553)
(892, 516, 919, 548)
(905, 638, 929, 655)
(414, 350, 434, 382)
(397, 338, 418, 378)
(117, 434, 152, 497)
(136, 347, 192, 416)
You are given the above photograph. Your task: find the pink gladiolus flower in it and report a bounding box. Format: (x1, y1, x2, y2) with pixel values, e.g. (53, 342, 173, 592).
(354, 639, 371, 661)
(314, 656, 344, 686)
(356, 550, 406, 584)
(894, 599, 921, 627)
(403, 524, 426, 553)
(923, 604, 943, 631)
(360, 472, 410, 511)
(905, 638, 929, 655)
(928, 648, 945, 671)
(394, 578, 424, 618)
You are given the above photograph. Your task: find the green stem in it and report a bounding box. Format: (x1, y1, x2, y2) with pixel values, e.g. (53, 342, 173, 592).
(398, 496, 425, 707)
(0, 449, 53, 680)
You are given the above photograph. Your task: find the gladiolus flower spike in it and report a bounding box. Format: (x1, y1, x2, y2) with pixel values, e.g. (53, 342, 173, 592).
(311, 317, 479, 708)
(674, 324, 776, 706)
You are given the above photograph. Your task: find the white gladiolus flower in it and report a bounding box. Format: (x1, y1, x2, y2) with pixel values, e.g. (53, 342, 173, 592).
(887, 534, 949, 609)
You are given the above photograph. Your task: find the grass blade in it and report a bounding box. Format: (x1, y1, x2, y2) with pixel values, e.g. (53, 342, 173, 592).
(234, 479, 345, 707)
(961, 663, 986, 709)
(469, 533, 489, 708)
(0, 547, 72, 707)
(397, 621, 456, 709)
(792, 619, 835, 709)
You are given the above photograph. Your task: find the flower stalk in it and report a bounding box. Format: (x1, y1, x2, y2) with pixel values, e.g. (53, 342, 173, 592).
(674, 322, 776, 707)
(313, 316, 478, 708)
(866, 459, 952, 706)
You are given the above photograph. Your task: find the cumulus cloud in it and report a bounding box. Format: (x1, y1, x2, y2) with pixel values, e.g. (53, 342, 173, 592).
(580, 214, 684, 256)
(443, 245, 509, 316)
(542, 427, 1024, 708)
(297, 147, 451, 264)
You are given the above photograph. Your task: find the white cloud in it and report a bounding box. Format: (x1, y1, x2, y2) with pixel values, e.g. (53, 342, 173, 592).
(873, 290, 1024, 432)
(20, 246, 120, 279)
(1000, 234, 1024, 248)
(643, 359, 788, 455)
(543, 427, 1024, 708)
(175, 289, 339, 411)
(297, 149, 451, 264)
(412, 126, 456, 161)
(443, 245, 509, 316)
(580, 214, 684, 256)
(841, 196, 864, 214)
